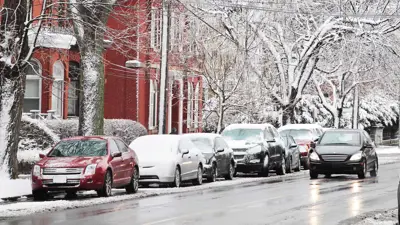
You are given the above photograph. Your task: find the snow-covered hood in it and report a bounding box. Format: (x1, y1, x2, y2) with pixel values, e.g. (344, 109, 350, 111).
(226, 140, 259, 150)
(137, 152, 175, 167)
(38, 156, 105, 168)
(202, 152, 214, 163)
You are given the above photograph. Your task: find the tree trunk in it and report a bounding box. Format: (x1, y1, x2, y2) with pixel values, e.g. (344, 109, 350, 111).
(281, 105, 295, 125)
(333, 112, 340, 128)
(217, 98, 224, 134)
(0, 76, 25, 178)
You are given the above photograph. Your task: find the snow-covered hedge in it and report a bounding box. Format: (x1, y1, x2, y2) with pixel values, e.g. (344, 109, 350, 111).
(42, 119, 148, 144)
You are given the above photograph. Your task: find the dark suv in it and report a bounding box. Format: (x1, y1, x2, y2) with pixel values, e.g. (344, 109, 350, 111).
(221, 124, 286, 177)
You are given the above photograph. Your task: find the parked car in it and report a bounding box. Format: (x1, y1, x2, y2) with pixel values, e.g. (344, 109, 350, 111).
(281, 135, 301, 173)
(278, 124, 324, 169)
(309, 129, 379, 179)
(31, 136, 139, 201)
(129, 135, 206, 188)
(184, 133, 236, 182)
(221, 124, 286, 177)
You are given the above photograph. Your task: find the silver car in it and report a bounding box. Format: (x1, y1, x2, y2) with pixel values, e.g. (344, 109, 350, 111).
(129, 135, 206, 188)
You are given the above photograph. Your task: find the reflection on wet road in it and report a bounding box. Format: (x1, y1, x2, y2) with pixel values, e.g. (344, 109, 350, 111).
(2, 162, 400, 225)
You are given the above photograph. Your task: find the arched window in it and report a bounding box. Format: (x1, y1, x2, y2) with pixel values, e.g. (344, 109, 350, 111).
(68, 62, 80, 116)
(23, 60, 42, 113)
(149, 80, 158, 128)
(187, 82, 193, 128)
(52, 61, 64, 117)
(194, 83, 200, 128)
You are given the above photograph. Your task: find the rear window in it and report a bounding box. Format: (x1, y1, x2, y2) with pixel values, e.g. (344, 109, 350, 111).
(279, 129, 313, 140)
(48, 139, 107, 157)
(190, 138, 213, 153)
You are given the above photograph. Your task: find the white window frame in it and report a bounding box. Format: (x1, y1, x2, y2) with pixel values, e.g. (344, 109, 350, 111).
(52, 60, 64, 118)
(149, 80, 158, 129)
(24, 59, 42, 113)
(150, 8, 162, 50)
(187, 82, 193, 129)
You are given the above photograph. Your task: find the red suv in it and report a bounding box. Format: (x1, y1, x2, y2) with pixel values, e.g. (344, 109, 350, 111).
(31, 136, 139, 201)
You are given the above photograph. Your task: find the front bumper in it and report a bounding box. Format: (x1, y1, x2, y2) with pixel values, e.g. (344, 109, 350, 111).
(309, 161, 364, 174)
(32, 173, 105, 192)
(139, 167, 175, 184)
(236, 162, 263, 173)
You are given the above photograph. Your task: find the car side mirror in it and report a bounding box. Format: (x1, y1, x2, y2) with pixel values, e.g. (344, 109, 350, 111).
(182, 149, 189, 156)
(112, 152, 122, 158)
(363, 143, 373, 148)
(39, 153, 46, 159)
(289, 143, 297, 149)
(310, 142, 316, 149)
(313, 137, 319, 142)
(216, 148, 224, 153)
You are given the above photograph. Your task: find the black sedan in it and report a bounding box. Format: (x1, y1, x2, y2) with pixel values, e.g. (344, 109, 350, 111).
(184, 133, 236, 182)
(309, 129, 378, 179)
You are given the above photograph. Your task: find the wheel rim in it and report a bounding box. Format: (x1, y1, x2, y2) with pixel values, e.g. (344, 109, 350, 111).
(106, 173, 112, 196)
(198, 167, 203, 184)
(175, 169, 180, 187)
(133, 169, 139, 191)
(229, 164, 234, 177)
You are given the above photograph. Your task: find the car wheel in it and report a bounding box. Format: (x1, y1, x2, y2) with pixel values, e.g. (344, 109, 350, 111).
(97, 170, 112, 197)
(225, 162, 235, 180)
(294, 156, 301, 172)
(303, 159, 310, 170)
(207, 164, 217, 182)
(324, 174, 331, 178)
(65, 191, 77, 199)
(310, 170, 318, 179)
(370, 158, 378, 177)
(286, 157, 293, 173)
(259, 154, 270, 177)
(276, 155, 286, 175)
(193, 165, 203, 185)
(32, 190, 48, 201)
(171, 167, 181, 188)
(126, 167, 139, 194)
(358, 159, 367, 179)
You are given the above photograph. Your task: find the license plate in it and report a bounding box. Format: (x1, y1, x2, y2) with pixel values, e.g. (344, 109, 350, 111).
(53, 176, 67, 184)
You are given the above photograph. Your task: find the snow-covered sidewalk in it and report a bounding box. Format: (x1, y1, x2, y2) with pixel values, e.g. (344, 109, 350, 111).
(341, 208, 398, 225)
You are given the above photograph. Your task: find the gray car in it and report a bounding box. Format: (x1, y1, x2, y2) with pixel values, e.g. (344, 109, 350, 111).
(281, 135, 301, 173)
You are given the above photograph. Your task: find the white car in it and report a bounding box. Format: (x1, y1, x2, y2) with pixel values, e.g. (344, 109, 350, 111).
(129, 135, 206, 188)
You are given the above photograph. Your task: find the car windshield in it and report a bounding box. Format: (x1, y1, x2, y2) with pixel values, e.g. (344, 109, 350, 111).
(319, 131, 361, 146)
(48, 139, 107, 157)
(190, 138, 213, 153)
(222, 128, 262, 142)
(279, 129, 313, 140)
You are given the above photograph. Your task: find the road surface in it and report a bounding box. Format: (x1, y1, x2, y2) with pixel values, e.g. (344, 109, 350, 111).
(2, 157, 400, 225)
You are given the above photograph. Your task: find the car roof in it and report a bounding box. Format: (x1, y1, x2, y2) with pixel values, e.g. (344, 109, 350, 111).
(323, 128, 363, 133)
(278, 124, 323, 131)
(183, 133, 221, 139)
(223, 123, 275, 131)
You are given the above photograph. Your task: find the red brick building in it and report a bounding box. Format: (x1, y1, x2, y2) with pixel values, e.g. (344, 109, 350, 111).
(9, 0, 203, 134)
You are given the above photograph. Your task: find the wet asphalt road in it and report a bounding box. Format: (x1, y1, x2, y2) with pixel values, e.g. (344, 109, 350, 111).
(2, 159, 400, 225)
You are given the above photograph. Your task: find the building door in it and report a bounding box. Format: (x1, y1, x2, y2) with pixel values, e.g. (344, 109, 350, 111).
(52, 61, 64, 118)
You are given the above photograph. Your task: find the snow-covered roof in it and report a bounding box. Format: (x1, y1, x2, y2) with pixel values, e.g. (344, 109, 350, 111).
(224, 123, 274, 131)
(183, 133, 221, 139)
(28, 28, 77, 50)
(278, 124, 323, 132)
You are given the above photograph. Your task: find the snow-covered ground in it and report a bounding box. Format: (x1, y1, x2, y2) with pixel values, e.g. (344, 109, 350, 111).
(348, 209, 398, 225)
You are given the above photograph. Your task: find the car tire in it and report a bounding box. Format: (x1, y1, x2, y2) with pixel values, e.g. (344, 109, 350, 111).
(65, 191, 77, 199)
(370, 158, 378, 177)
(192, 165, 203, 185)
(32, 190, 47, 201)
(286, 157, 293, 173)
(310, 170, 318, 179)
(259, 154, 270, 177)
(207, 164, 217, 182)
(276, 155, 286, 176)
(358, 159, 367, 179)
(303, 159, 310, 170)
(225, 162, 235, 180)
(294, 156, 301, 172)
(97, 170, 112, 197)
(324, 174, 331, 178)
(126, 167, 139, 194)
(171, 167, 181, 188)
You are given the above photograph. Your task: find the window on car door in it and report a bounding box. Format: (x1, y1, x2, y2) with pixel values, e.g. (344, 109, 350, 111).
(108, 139, 124, 183)
(115, 139, 129, 153)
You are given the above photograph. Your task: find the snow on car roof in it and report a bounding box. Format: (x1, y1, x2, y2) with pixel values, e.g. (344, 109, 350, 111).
(278, 124, 322, 131)
(223, 123, 274, 131)
(183, 133, 221, 139)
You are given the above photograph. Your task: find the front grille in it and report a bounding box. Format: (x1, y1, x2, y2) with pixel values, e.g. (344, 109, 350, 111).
(45, 183, 78, 187)
(140, 175, 159, 180)
(234, 155, 245, 160)
(43, 168, 83, 175)
(232, 148, 248, 152)
(320, 154, 349, 162)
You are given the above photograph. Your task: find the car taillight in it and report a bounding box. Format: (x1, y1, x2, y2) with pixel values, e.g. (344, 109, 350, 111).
(301, 152, 308, 156)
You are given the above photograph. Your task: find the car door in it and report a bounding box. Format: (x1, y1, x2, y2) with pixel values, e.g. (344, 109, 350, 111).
(362, 131, 375, 167)
(214, 137, 227, 175)
(288, 136, 300, 167)
(272, 127, 285, 159)
(108, 139, 124, 186)
(186, 138, 202, 178)
(178, 138, 194, 180)
(264, 128, 277, 161)
(115, 138, 134, 184)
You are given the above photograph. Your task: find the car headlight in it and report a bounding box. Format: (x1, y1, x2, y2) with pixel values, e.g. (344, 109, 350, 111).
(309, 152, 320, 161)
(84, 164, 97, 176)
(32, 165, 41, 177)
(350, 152, 362, 161)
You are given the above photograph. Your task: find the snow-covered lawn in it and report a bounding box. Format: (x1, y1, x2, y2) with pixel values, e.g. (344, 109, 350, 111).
(376, 146, 400, 155)
(0, 174, 31, 200)
(0, 170, 307, 218)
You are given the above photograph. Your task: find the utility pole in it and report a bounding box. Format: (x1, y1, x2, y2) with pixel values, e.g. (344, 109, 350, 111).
(158, 0, 170, 134)
(352, 74, 360, 129)
(398, 77, 400, 148)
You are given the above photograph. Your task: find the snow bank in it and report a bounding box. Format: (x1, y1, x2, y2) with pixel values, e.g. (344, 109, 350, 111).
(351, 209, 398, 225)
(0, 175, 31, 200)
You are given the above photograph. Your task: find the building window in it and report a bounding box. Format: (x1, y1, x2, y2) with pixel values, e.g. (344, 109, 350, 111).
(187, 82, 193, 128)
(52, 61, 64, 117)
(23, 60, 42, 113)
(68, 62, 80, 116)
(194, 83, 200, 128)
(149, 80, 158, 129)
(150, 8, 162, 50)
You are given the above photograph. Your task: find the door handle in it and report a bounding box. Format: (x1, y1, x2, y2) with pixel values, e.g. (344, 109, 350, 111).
(188, 156, 191, 159)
